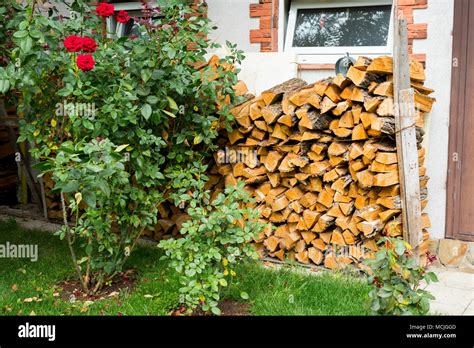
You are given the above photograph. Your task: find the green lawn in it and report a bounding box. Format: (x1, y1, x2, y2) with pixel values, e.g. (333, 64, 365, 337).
(0, 218, 370, 316)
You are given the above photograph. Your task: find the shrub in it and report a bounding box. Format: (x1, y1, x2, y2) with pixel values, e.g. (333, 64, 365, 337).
(0, 0, 244, 293)
(44, 139, 161, 293)
(159, 172, 264, 315)
(364, 236, 439, 315)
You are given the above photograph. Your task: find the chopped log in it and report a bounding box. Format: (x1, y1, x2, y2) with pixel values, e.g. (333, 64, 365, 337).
(339, 111, 354, 128)
(263, 151, 284, 172)
(353, 56, 373, 70)
(375, 152, 398, 165)
(331, 229, 346, 245)
(321, 96, 337, 114)
(377, 97, 394, 116)
(373, 81, 393, 97)
(262, 103, 283, 124)
(366, 56, 426, 82)
(308, 247, 324, 264)
(299, 109, 332, 130)
(261, 78, 307, 105)
(289, 85, 319, 106)
(373, 171, 399, 187)
(356, 170, 374, 188)
(352, 124, 368, 140)
(324, 84, 342, 103)
(346, 66, 383, 88)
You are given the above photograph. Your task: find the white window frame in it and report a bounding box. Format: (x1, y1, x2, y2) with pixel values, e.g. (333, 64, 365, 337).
(284, 0, 394, 61)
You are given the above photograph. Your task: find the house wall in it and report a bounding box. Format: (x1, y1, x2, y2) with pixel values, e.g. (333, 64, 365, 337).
(412, 0, 454, 240)
(207, 0, 260, 52)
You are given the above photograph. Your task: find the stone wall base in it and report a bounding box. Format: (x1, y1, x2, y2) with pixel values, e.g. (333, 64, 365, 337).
(429, 239, 474, 272)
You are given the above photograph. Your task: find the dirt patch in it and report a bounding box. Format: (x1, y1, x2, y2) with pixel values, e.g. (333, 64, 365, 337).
(172, 300, 251, 316)
(55, 269, 136, 302)
(219, 300, 250, 316)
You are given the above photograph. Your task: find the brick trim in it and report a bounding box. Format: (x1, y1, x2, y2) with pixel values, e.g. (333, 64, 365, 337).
(398, 0, 428, 62)
(249, 0, 278, 52)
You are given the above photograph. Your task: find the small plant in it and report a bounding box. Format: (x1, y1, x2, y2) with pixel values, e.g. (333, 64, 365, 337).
(159, 176, 264, 315)
(364, 236, 439, 315)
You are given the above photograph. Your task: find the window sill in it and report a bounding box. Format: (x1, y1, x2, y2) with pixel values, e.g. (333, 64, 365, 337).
(298, 63, 335, 70)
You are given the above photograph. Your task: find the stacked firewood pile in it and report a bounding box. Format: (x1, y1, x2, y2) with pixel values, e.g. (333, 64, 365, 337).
(214, 56, 434, 269)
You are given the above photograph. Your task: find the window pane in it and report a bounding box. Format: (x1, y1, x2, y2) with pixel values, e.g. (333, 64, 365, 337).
(293, 5, 392, 47)
(121, 10, 162, 38)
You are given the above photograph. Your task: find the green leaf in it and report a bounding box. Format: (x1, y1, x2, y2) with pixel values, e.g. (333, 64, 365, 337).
(426, 272, 438, 283)
(151, 69, 164, 80)
(161, 109, 176, 118)
(0, 79, 10, 94)
(13, 30, 28, 38)
(193, 135, 202, 145)
(77, 257, 88, 265)
(167, 96, 178, 110)
(141, 104, 152, 120)
(134, 45, 146, 55)
(240, 292, 249, 300)
(141, 69, 152, 83)
(97, 180, 110, 197)
(83, 119, 94, 130)
(62, 181, 79, 193)
(82, 190, 97, 208)
(210, 306, 221, 315)
(146, 95, 159, 104)
(167, 48, 176, 59)
(20, 36, 33, 53)
(394, 240, 406, 256)
(185, 269, 196, 277)
(115, 144, 129, 153)
(29, 30, 43, 39)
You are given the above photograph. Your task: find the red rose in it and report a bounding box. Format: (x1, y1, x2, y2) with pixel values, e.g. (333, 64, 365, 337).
(63, 35, 82, 52)
(77, 54, 95, 71)
(95, 2, 114, 17)
(81, 37, 97, 53)
(115, 10, 130, 23)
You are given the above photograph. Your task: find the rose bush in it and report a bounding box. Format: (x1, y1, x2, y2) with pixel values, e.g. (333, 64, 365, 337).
(364, 236, 439, 315)
(0, 0, 250, 294)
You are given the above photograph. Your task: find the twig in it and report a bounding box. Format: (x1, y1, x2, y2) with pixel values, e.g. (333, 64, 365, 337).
(61, 192, 88, 292)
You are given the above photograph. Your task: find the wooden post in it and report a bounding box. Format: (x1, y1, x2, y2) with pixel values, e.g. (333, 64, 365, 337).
(393, 14, 423, 251)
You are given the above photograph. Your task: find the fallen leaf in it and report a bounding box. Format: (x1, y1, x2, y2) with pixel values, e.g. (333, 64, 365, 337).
(23, 298, 33, 303)
(11, 284, 18, 292)
(29, 311, 36, 316)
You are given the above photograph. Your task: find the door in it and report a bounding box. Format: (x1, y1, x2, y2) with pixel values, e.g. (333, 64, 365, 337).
(447, 0, 474, 241)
